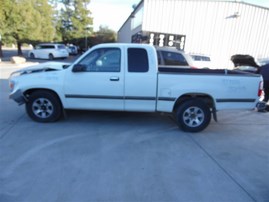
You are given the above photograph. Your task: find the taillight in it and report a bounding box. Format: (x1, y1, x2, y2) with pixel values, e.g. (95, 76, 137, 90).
(258, 81, 263, 97)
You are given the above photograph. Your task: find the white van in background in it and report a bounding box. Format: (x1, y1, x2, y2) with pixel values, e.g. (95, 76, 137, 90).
(28, 43, 69, 60)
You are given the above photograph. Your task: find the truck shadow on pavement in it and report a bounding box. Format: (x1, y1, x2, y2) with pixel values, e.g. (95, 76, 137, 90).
(63, 110, 178, 132)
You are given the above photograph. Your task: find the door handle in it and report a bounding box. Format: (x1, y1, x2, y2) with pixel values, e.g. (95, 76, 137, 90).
(110, 76, 119, 81)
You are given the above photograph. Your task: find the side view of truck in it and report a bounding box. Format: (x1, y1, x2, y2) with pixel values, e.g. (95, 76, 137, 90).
(9, 43, 263, 132)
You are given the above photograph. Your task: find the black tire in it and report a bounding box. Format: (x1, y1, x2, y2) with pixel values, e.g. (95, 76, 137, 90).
(26, 90, 62, 122)
(49, 53, 54, 60)
(176, 99, 211, 132)
(30, 53, 35, 59)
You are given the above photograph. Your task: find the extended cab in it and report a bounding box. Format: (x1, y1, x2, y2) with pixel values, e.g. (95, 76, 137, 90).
(9, 43, 263, 132)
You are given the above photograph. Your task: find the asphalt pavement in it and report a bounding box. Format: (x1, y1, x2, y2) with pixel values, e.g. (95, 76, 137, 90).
(0, 49, 269, 202)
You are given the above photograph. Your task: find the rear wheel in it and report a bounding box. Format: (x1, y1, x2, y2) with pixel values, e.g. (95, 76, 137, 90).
(26, 90, 62, 122)
(176, 99, 211, 132)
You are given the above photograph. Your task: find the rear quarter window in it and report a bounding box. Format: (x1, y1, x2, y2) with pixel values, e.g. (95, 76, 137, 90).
(128, 48, 149, 72)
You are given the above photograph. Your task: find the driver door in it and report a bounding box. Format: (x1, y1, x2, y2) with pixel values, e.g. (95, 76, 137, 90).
(64, 47, 124, 110)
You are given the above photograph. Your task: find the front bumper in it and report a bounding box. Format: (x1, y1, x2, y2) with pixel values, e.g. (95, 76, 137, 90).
(9, 89, 27, 105)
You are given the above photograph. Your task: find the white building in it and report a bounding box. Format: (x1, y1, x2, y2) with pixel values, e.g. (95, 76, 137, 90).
(118, 0, 269, 68)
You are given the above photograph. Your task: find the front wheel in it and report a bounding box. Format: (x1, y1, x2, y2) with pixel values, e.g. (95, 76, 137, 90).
(26, 90, 62, 122)
(176, 99, 211, 132)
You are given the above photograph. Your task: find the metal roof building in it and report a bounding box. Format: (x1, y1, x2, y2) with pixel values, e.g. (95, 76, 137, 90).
(118, 0, 269, 68)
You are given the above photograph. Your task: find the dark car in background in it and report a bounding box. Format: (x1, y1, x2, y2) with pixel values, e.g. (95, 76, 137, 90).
(67, 45, 78, 55)
(231, 54, 269, 111)
(231, 54, 260, 73)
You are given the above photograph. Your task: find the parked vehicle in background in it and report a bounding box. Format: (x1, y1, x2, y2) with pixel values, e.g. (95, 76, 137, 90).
(67, 45, 78, 55)
(156, 47, 194, 68)
(257, 58, 269, 66)
(28, 43, 69, 60)
(234, 65, 258, 73)
(190, 54, 213, 69)
(231, 54, 260, 73)
(231, 54, 269, 111)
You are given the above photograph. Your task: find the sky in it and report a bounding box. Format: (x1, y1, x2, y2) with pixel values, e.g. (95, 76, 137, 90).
(90, 0, 141, 31)
(245, 0, 269, 7)
(90, 0, 269, 32)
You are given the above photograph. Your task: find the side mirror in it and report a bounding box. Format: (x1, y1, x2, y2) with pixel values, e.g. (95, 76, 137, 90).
(72, 64, 87, 72)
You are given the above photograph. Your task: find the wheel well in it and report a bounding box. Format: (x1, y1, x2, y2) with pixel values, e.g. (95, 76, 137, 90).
(173, 94, 215, 113)
(24, 88, 62, 105)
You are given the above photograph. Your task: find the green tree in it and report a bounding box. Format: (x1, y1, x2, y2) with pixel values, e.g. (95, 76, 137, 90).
(0, 0, 55, 55)
(33, 0, 56, 42)
(57, 0, 93, 44)
(95, 25, 116, 43)
(0, 0, 11, 57)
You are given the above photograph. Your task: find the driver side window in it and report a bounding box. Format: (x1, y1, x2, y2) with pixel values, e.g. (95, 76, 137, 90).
(78, 48, 121, 72)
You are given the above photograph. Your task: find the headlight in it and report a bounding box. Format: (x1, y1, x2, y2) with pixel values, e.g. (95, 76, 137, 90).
(8, 71, 22, 91)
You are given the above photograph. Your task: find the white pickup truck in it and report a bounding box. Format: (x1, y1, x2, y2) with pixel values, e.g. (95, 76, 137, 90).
(9, 43, 263, 132)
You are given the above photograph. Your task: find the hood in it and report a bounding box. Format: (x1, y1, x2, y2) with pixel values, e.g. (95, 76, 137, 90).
(11, 62, 71, 76)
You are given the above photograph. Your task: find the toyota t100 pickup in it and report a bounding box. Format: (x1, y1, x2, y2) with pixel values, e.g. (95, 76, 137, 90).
(9, 43, 263, 132)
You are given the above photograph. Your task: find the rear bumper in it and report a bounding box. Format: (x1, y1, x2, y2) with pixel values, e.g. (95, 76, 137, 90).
(9, 89, 27, 105)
